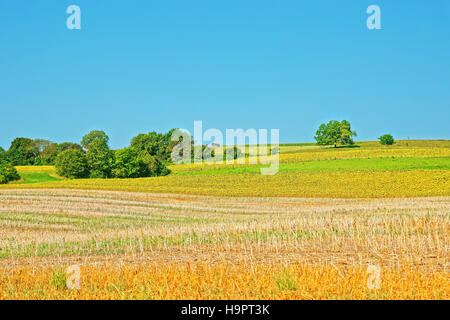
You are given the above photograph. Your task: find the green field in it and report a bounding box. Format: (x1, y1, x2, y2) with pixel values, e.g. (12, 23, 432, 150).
(17, 172, 62, 184)
(174, 157, 450, 176)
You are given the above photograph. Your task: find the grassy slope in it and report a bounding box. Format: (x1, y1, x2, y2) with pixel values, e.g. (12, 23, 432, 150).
(13, 166, 63, 184)
(17, 173, 62, 184)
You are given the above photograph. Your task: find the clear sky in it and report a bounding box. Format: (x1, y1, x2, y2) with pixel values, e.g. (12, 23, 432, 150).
(1, 0, 449, 149)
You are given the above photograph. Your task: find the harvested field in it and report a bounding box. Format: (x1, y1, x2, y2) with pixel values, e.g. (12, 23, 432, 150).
(0, 189, 448, 299)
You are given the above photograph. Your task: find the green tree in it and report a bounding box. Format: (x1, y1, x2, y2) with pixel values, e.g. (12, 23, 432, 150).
(7, 137, 38, 165)
(33, 139, 53, 154)
(81, 130, 109, 150)
(130, 129, 178, 162)
(378, 134, 395, 145)
(34, 142, 83, 166)
(141, 153, 171, 177)
(55, 149, 89, 179)
(39, 143, 59, 165)
(31, 140, 56, 165)
(0, 147, 7, 163)
(58, 142, 84, 153)
(86, 139, 114, 178)
(112, 148, 149, 178)
(314, 120, 357, 147)
(0, 161, 20, 184)
(112, 148, 170, 178)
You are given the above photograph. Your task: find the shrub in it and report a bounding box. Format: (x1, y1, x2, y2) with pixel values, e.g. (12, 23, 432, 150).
(55, 149, 89, 179)
(0, 162, 21, 184)
(379, 134, 395, 145)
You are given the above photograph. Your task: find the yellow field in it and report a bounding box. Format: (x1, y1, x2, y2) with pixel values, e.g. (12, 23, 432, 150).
(1, 170, 449, 198)
(14, 166, 56, 174)
(278, 147, 450, 163)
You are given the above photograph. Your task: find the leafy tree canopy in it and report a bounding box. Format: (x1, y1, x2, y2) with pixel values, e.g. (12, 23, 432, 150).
(0, 147, 6, 163)
(112, 147, 149, 179)
(7, 137, 38, 165)
(314, 120, 357, 147)
(81, 130, 109, 150)
(86, 139, 114, 178)
(379, 134, 395, 145)
(130, 129, 178, 162)
(55, 149, 89, 179)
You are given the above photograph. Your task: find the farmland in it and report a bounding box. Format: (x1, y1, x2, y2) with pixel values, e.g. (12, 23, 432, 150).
(0, 140, 448, 299)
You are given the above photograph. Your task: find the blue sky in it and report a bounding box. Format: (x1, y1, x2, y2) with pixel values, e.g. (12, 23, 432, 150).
(1, 0, 449, 149)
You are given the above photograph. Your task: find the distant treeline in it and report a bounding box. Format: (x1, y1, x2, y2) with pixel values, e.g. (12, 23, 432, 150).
(0, 130, 179, 181)
(0, 129, 243, 183)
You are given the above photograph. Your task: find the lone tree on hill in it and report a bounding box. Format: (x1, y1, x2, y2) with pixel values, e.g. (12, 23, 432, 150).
(378, 134, 395, 145)
(314, 120, 357, 147)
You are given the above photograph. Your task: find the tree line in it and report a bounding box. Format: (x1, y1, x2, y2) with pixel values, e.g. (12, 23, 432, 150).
(0, 129, 178, 183)
(0, 128, 244, 183)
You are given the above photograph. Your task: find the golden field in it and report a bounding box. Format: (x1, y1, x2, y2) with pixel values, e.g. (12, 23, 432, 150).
(1, 264, 448, 300)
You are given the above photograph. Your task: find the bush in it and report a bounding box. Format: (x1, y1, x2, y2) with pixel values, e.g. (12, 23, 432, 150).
(379, 134, 395, 145)
(55, 149, 89, 179)
(0, 162, 20, 184)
